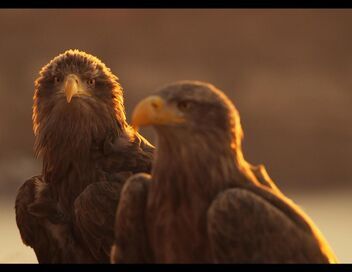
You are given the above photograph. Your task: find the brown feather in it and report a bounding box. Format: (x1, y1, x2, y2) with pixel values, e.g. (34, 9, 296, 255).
(16, 50, 154, 263)
(114, 80, 336, 263)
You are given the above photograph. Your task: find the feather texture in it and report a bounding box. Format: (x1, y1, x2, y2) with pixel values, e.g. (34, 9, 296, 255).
(15, 50, 153, 263)
(113, 81, 337, 263)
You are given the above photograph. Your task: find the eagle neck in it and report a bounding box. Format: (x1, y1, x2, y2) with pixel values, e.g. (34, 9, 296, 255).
(150, 129, 245, 210)
(36, 101, 125, 213)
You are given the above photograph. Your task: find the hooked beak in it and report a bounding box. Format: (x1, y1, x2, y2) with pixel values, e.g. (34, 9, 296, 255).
(64, 74, 89, 103)
(131, 95, 185, 130)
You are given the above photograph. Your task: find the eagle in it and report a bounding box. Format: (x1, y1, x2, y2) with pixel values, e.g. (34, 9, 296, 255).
(15, 50, 154, 263)
(111, 80, 337, 263)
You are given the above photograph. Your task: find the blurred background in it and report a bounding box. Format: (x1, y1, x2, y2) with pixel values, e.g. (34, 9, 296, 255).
(0, 9, 351, 263)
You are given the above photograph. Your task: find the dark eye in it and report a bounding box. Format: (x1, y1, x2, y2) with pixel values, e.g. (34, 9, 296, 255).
(177, 100, 193, 111)
(54, 76, 62, 83)
(87, 79, 95, 86)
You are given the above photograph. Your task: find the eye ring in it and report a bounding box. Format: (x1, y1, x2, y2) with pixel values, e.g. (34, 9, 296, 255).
(177, 100, 192, 111)
(87, 78, 95, 86)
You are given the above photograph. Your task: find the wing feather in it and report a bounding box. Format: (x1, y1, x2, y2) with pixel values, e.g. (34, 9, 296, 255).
(74, 181, 123, 263)
(111, 173, 152, 263)
(207, 188, 333, 263)
(15, 176, 63, 263)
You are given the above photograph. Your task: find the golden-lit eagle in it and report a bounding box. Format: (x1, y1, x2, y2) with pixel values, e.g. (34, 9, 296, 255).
(111, 81, 337, 263)
(15, 50, 153, 263)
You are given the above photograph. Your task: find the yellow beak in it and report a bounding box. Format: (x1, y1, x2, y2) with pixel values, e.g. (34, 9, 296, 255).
(131, 95, 185, 129)
(64, 74, 90, 103)
(64, 74, 80, 103)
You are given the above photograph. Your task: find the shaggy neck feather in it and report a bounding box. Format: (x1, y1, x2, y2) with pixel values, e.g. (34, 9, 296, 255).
(150, 127, 245, 210)
(34, 97, 125, 211)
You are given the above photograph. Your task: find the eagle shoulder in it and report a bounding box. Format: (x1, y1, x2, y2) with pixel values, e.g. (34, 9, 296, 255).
(207, 188, 332, 263)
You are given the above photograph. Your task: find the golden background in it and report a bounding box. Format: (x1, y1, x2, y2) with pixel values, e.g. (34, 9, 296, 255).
(0, 9, 350, 262)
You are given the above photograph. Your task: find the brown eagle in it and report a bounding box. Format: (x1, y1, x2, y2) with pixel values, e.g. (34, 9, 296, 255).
(15, 50, 153, 263)
(111, 81, 337, 263)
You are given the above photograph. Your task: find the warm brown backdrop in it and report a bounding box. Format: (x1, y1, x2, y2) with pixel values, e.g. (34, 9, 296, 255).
(0, 9, 351, 263)
(1, 9, 351, 194)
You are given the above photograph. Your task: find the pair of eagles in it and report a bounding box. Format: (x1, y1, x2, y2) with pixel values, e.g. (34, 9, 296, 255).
(15, 50, 337, 263)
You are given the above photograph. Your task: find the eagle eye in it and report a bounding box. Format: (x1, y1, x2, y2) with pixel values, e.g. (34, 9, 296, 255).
(87, 79, 95, 86)
(54, 76, 62, 83)
(177, 100, 193, 111)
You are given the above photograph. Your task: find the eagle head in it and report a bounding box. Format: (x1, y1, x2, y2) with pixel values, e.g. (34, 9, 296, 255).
(131, 81, 247, 206)
(33, 49, 127, 159)
(131, 80, 244, 151)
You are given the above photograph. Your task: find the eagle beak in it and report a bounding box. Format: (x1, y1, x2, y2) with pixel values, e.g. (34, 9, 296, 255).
(131, 95, 184, 129)
(64, 74, 80, 103)
(64, 74, 86, 103)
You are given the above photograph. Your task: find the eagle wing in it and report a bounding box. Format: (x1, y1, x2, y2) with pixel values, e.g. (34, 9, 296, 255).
(207, 187, 333, 263)
(15, 176, 65, 263)
(73, 181, 123, 263)
(74, 131, 154, 263)
(111, 173, 152, 264)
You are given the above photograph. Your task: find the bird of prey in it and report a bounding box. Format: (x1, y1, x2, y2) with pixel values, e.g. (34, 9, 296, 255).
(111, 81, 337, 263)
(15, 50, 153, 263)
